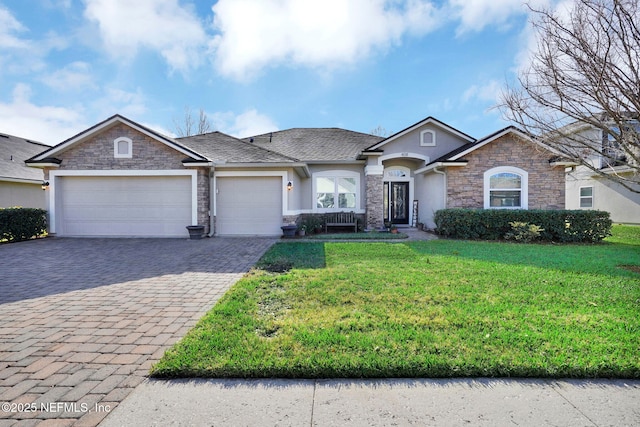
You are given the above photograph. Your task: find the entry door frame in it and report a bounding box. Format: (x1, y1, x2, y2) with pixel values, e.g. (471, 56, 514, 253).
(382, 166, 414, 226)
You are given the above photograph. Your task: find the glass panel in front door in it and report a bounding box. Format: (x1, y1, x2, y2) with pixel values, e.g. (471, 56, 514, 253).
(390, 182, 409, 224)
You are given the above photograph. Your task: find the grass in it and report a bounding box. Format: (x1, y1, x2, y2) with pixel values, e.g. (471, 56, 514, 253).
(151, 225, 640, 379)
(307, 231, 408, 240)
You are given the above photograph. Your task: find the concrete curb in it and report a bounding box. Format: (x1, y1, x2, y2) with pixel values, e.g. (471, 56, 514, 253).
(100, 377, 640, 426)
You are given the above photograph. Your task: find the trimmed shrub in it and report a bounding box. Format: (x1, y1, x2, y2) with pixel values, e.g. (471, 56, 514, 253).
(0, 207, 47, 242)
(504, 221, 544, 243)
(434, 209, 612, 243)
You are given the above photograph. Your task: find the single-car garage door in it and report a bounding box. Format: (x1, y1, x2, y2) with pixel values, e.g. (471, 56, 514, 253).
(57, 176, 192, 237)
(216, 176, 282, 235)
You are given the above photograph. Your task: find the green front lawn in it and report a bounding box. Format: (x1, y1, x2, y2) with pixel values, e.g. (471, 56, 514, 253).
(151, 225, 640, 379)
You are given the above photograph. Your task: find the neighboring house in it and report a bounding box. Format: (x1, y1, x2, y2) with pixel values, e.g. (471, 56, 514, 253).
(563, 122, 640, 224)
(26, 114, 567, 238)
(0, 132, 47, 209)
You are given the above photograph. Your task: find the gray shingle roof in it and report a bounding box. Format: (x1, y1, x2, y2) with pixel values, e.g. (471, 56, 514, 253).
(178, 132, 297, 163)
(0, 133, 48, 182)
(245, 128, 384, 161)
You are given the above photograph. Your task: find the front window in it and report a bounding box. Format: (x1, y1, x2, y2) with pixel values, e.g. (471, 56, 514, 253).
(484, 167, 528, 209)
(316, 177, 335, 208)
(337, 177, 356, 209)
(315, 173, 358, 211)
(580, 186, 593, 208)
(489, 173, 522, 207)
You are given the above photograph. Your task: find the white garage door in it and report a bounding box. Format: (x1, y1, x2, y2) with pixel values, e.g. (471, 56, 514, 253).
(216, 176, 282, 235)
(57, 176, 192, 237)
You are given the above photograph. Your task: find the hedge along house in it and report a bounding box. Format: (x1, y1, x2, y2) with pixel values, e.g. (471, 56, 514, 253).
(26, 114, 567, 238)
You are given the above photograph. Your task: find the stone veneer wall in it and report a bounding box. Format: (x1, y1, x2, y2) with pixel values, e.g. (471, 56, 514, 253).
(446, 134, 565, 210)
(50, 123, 211, 234)
(282, 215, 298, 225)
(365, 174, 384, 229)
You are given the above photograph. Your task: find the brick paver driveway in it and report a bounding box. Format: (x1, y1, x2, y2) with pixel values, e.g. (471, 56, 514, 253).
(0, 237, 276, 426)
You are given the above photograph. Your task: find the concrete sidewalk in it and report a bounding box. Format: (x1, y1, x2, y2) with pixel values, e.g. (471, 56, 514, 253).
(100, 377, 640, 426)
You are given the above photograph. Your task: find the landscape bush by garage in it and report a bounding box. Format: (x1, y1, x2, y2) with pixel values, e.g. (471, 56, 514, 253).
(434, 209, 611, 243)
(0, 207, 47, 242)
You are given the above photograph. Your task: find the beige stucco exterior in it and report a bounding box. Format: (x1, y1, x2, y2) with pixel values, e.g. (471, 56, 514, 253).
(566, 167, 640, 224)
(0, 181, 46, 209)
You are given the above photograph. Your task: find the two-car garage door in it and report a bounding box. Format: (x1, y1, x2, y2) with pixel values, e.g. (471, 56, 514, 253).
(56, 176, 192, 237)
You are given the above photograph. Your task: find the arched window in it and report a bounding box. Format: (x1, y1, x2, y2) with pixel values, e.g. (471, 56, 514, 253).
(385, 167, 408, 178)
(420, 129, 436, 146)
(484, 166, 528, 209)
(114, 137, 132, 159)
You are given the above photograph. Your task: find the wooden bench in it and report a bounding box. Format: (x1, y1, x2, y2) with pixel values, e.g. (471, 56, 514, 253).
(324, 211, 358, 233)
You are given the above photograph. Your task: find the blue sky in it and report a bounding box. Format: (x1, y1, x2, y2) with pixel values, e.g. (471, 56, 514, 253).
(0, 0, 553, 146)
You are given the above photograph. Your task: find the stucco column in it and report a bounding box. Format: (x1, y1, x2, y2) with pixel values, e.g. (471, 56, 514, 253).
(365, 165, 384, 229)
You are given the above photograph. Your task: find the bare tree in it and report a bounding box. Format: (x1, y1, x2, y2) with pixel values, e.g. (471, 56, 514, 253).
(370, 125, 392, 137)
(500, 0, 640, 192)
(173, 106, 214, 137)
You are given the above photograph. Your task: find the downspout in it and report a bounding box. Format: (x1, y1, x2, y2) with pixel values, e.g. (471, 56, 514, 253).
(433, 167, 447, 208)
(208, 168, 215, 237)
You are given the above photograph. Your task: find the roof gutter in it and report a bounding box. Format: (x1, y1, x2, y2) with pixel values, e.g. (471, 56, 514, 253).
(213, 162, 311, 178)
(414, 161, 467, 175)
(0, 177, 43, 184)
(182, 161, 214, 168)
(549, 160, 580, 167)
(304, 160, 367, 165)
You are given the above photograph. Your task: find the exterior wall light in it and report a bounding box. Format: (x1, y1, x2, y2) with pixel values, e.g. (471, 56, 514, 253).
(41, 181, 50, 191)
(287, 181, 293, 191)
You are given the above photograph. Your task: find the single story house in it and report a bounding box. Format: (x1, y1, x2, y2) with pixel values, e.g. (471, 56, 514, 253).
(26, 114, 567, 237)
(1, 133, 47, 209)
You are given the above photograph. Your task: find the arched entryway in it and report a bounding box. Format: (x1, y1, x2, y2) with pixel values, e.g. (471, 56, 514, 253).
(383, 166, 413, 225)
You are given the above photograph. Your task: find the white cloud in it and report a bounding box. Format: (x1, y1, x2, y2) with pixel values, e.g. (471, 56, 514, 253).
(0, 7, 70, 76)
(0, 84, 86, 145)
(210, 0, 443, 80)
(0, 6, 28, 49)
(0, 83, 151, 145)
(512, 0, 572, 74)
(0, 6, 46, 74)
(42, 61, 95, 91)
(83, 0, 207, 73)
(449, 0, 526, 34)
(91, 87, 148, 119)
(211, 109, 279, 138)
(462, 80, 503, 104)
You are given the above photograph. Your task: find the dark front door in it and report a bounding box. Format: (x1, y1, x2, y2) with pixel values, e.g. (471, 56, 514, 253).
(383, 182, 409, 225)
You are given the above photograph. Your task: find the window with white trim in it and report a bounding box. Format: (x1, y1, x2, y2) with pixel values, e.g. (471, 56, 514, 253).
(484, 166, 528, 209)
(579, 186, 593, 208)
(114, 137, 132, 158)
(420, 129, 436, 146)
(385, 168, 407, 178)
(314, 172, 359, 211)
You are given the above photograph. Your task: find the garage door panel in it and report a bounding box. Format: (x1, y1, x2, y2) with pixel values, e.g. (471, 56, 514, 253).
(216, 177, 282, 235)
(58, 176, 192, 237)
